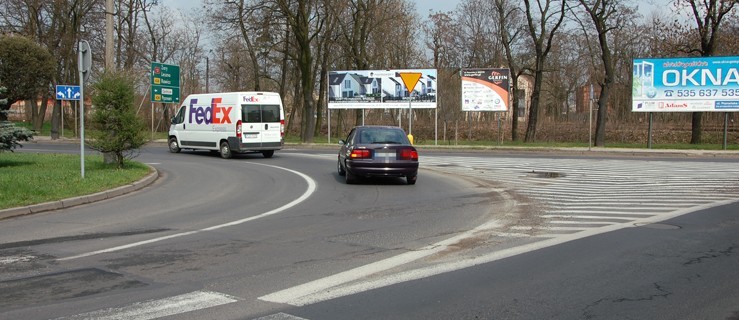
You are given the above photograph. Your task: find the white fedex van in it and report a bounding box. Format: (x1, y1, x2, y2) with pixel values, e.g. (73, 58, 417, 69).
(168, 91, 285, 159)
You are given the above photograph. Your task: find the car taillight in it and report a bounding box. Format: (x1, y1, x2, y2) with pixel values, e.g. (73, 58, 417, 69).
(280, 119, 285, 137)
(236, 120, 242, 138)
(350, 149, 371, 159)
(399, 148, 418, 161)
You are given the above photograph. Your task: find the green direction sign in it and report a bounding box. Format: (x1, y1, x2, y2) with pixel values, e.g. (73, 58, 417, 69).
(151, 62, 180, 103)
(151, 86, 180, 103)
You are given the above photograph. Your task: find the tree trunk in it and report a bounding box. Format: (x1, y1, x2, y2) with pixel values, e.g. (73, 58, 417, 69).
(595, 87, 609, 147)
(510, 75, 519, 141)
(525, 69, 544, 142)
(51, 99, 61, 139)
(690, 112, 702, 144)
(33, 98, 49, 132)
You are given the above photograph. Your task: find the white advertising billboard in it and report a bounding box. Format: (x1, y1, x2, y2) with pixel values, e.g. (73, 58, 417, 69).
(461, 68, 510, 112)
(632, 57, 739, 112)
(327, 69, 437, 109)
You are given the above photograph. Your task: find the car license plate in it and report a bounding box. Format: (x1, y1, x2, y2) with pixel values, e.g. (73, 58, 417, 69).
(374, 152, 394, 158)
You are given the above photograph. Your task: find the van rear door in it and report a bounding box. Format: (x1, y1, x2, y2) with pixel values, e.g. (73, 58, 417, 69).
(241, 103, 282, 148)
(260, 104, 282, 147)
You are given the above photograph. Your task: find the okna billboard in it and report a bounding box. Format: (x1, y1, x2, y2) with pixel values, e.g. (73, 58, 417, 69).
(632, 57, 739, 112)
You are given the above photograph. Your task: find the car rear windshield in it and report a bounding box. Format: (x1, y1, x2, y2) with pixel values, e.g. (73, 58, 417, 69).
(358, 128, 408, 144)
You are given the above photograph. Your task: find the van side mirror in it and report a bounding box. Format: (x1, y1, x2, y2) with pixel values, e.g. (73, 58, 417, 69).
(170, 116, 176, 124)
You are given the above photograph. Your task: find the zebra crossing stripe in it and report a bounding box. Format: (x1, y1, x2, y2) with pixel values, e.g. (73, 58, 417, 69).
(54, 291, 238, 320)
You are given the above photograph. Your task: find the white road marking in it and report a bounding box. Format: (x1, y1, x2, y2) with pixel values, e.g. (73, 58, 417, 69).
(0, 255, 35, 264)
(254, 313, 309, 320)
(54, 291, 238, 320)
(58, 163, 317, 261)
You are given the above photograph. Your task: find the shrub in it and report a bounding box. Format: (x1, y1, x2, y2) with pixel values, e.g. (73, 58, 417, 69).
(88, 71, 147, 168)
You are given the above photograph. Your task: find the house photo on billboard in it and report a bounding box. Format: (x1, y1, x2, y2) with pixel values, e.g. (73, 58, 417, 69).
(328, 69, 437, 109)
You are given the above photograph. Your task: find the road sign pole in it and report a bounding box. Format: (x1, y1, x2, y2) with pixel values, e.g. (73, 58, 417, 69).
(399, 72, 422, 138)
(78, 40, 91, 178)
(408, 97, 412, 135)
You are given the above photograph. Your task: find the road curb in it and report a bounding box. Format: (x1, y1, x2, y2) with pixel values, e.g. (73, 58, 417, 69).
(0, 166, 159, 221)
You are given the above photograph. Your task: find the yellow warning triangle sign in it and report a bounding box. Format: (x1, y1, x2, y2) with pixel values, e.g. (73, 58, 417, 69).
(399, 72, 422, 94)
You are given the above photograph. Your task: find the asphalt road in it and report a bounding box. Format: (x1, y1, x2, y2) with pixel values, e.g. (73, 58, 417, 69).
(2, 142, 738, 319)
(287, 201, 739, 320)
(1, 143, 501, 319)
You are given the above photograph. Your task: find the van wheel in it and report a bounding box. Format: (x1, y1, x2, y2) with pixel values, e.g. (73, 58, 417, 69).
(219, 141, 232, 159)
(168, 137, 181, 153)
(262, 150, 274, 158)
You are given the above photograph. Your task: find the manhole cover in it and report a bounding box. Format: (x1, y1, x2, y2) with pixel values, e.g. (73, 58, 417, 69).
(634, 223, 681, 230)
(531, 171, 564, 178)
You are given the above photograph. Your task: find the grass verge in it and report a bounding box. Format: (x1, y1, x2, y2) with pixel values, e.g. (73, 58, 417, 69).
(0, 152, 151, 210)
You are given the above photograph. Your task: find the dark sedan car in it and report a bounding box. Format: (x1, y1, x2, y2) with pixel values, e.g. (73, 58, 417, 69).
(337, 126, 419, 185)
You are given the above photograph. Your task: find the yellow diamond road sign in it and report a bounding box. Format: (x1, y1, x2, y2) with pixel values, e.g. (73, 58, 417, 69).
(399, 72, 422, 94)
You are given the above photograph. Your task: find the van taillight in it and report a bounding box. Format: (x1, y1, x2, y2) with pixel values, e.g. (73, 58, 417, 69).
(399, 148, 418, 161)
(350, 149, 371, 159)
(280, 119, 285, 137)
(236, 120, 242, 138)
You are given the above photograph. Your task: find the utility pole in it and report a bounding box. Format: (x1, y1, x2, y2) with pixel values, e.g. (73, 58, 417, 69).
(105, 0, 114, 69)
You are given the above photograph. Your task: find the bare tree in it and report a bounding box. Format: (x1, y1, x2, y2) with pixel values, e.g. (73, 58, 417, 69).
(573, 0, 632, 146)
(522, 0, 568, 142)
(275, 0, 325, 143)
(494, 0, 527, 141)
(681, 0, 737, 144)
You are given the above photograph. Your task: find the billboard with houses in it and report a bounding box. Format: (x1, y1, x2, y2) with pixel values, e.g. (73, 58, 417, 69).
(328, 69, 437, 109)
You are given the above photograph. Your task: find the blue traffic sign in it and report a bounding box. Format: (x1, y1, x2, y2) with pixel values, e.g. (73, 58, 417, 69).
(56, 85, 81, 101)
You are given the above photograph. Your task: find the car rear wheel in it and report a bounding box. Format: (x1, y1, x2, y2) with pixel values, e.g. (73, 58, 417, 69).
(168, 137, 181, 153)
(219, 141, 232, 159)
(406, 174, 417, 185)
(337, 159, 346, 176)
(345, 169, 358, 184)
(262, 150, 274, 158)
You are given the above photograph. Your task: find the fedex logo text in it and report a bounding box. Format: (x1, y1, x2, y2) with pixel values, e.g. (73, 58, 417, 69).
(189, 98, 233, 124)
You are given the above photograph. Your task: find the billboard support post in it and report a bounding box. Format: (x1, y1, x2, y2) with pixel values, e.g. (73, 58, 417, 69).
(724, 112, 729, 150)
(648, 112, 653, 149)
(497, 113, 502, 146)
(589, 84, 593, 151)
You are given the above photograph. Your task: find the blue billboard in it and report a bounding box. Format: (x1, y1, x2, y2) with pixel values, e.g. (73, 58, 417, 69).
(632, 57, 739, 112)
